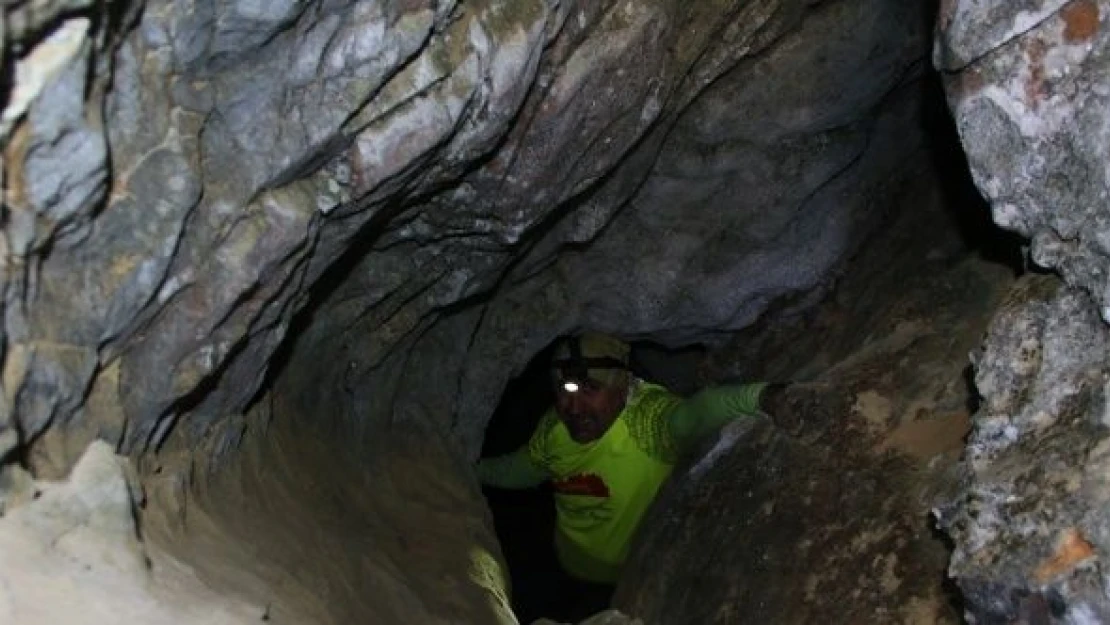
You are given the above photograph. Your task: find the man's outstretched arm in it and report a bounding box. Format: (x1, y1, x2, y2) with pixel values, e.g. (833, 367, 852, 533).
(667, 382, 778, 453)
(477, 448, 550, 489)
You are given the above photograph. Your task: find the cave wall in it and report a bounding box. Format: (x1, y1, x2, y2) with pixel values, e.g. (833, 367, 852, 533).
(0, 441, 269, 624)
(0, 2, 941, 622)
(141, 397, 516, 625)
(10, 0, 1110, 623)
(1, 0, 932, 472)
(934, 1, 1110, 620)
(279, 0, 932, 457)
(611, 162, 1016, 625)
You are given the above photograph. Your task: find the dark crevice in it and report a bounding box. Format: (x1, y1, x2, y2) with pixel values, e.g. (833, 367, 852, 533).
(918, 70, 1026, 272)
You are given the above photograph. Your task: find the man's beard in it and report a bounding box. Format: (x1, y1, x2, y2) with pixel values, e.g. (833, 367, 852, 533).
(565, 413, 606, 442)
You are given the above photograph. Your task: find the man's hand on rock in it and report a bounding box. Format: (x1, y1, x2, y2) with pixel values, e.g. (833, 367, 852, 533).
(759, 383, 803, 435)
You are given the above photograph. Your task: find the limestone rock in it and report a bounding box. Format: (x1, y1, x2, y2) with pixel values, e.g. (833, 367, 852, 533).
(0, 441, 265, 624)
(616, 416, 958, 625)
(937, 276, 1110, 622)
(936, 2, 1110, 618)
(292, 0, 934, 458)
(1, 0, 934, 475)
(937, 0, 1110, 321)
(1, 4, 109, 461)
(140, 404, 517, 625)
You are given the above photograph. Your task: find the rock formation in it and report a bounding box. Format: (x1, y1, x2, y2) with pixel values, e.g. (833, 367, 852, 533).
(3, 0, 1110, 622)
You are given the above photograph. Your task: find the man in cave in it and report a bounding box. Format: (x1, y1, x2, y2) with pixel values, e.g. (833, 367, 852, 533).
(477, 332, 796, 618)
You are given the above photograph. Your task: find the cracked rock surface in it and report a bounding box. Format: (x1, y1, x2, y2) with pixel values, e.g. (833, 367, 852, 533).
(937, 0, 1110, 620)
(2, 0, 930, 472)
(8, 0, 1110, 622)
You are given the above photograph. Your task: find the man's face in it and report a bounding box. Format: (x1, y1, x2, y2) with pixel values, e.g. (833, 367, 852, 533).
(553, 378, 628, 443)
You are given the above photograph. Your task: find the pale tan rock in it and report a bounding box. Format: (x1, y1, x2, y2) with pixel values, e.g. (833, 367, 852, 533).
(0, 441, 267, 625)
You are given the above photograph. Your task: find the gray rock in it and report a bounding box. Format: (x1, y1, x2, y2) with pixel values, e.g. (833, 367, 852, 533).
(935, 1, 1110, 619)
(1, 5, 111, 464)
(2, 0, 935, 474)
(6, 0, 1104, 622)
(937, 0, 1110, 321)
(937, 276, 1110, 622)
(428, 0, 933, 456)
(612, 197, 1012, 624)
(935, 0, 1074, 71)
(4, 342, 98, 448)
(22, 36, 105, 243)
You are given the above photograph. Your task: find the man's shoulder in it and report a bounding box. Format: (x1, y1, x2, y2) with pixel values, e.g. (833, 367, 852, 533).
(533, 409, 562, 441)
(527, 409, 563, 461)
(621, 379, 681, 462)
(624, 379, 681, 418)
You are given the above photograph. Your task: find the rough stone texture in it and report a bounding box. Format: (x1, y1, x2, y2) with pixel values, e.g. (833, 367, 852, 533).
(0, 0, 932, 476)
(935, 276, 1110, 623)
(612, 185, 1018, 624)
(0, 1, 109, 462)
(0, 441, 267, 624)
(936, 0, 1110, 621)
(139, 393, 516, 625)
(618, 418, 957, 625)
(281, 0, 932, 458)
(3, 0, 557, 467)
(5, 0, 1077, 621)
(0, 1, 937, 620)
(937, 0, 1110, 321)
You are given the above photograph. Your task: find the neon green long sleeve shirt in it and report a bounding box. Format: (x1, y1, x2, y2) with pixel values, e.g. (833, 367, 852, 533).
(476, 380, 766, 583)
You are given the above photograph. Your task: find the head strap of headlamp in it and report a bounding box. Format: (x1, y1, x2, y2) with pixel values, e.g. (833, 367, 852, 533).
(551, 335, 628, 384)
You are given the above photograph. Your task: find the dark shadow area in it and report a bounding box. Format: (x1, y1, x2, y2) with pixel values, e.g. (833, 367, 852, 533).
(962, 364, 981, 415)
(919, 70, 1027, 272)
(629, 341, 708, 397)
(915, 0, 1024, 271)
(929, 514, 969, 619)
(480, 342, 565, 624)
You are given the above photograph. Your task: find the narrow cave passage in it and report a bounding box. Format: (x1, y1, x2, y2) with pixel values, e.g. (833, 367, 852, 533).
(2, 56, 1033, 623)
(11, 0, 1098, 621)
(472, 73, 1029, 625)
(19, 67, 1025, 625)
(481, 344, 561, 624)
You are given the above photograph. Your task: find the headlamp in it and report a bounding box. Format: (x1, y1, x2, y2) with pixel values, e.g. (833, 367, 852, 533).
(551, 335, 629, 394)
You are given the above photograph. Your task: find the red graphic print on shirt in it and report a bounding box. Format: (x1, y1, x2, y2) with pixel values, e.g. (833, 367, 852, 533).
(552, 473, 611, 498)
